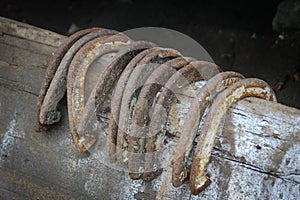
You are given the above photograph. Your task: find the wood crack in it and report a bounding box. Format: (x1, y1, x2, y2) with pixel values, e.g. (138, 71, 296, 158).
(212, 148, 300, 185)
(0, 78, 38, 96)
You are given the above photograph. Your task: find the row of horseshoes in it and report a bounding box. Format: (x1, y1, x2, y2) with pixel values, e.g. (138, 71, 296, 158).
(35, 27, 277, 195)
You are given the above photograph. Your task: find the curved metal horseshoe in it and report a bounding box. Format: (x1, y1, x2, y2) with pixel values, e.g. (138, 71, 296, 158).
(115, 48, 181, 179)
(35, 27, 102, 131)
(71, 34, 131, 134)
(127, 51, 184, 179)
(107, 48, 158, 161)
(116, 47, 181, 157)
(137, 57, 196, 181)
(145, 61, 220, 180)
(76, 41, 156, 152)
(189, 78, 277, 195)
(172, 71, 244, 187)
(40, 29, 119, 126)
(66, 34, 131, 152)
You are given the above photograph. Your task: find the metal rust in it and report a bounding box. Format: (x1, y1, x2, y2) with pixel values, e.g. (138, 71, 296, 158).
(66, 34, 131, 152)
(114, 48, 181, 179)
(35, 27, 102, 132)
(189, 78, 277, 195)
(77, 41, 156, 152)
(107, 48, 158, 162)
(144, 61, 220, 179)
(36, 27, 280, 196)
(172, 71, 244, 187)
(39, 29, 119, 126)
(133, 57, 196, 181)
(71, 35, 131, 134)
(116, 47, 181, 157)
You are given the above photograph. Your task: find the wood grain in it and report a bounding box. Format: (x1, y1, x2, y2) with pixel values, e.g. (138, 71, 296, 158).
(0, 16, 299, 199)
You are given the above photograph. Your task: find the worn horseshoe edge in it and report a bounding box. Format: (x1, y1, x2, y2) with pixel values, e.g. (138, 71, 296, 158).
(122, 48, 182, 179)
(40, 29, 119, 126)
(35, 27, 103, 132)
(144, 61, 220, 180)
(116, 47, 180, 158)
(65, 33, 130, 152)
(189, 78, 277, 195)
(137, 57, 197, 181)
(71, 34, 131, 137)
(107, 48, 158, 162)
(112, 47, 180, 177)
(172, 71, 245, 187)
(75, 41, 156, 153)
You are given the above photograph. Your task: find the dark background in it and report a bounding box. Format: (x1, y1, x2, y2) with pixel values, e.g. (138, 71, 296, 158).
(1, 0, 299, 108)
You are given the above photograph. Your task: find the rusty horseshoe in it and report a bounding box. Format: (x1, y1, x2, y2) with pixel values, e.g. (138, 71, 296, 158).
(107, 47, 158, 161)
(66, 34, 132, 152)
(76, 41, 156, 152)
(117, 48, 181, 160)
(144, 61, 220, 180)
(36, 27, 103, 131)
(39, 29, 120, 127)
(135, 57, 196, 181)
(189, 78, 276, 195)
(172, 71, 245, 187)
(112, 48, 181, 179)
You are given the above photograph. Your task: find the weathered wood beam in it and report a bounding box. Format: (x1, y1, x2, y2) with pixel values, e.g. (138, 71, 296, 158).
(0, 16, 299, 199)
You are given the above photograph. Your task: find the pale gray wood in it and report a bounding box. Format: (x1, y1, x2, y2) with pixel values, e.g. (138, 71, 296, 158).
(0, 16, 299, 200)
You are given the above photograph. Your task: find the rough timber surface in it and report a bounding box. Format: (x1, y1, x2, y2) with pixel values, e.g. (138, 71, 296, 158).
(0, 16, 299, 199)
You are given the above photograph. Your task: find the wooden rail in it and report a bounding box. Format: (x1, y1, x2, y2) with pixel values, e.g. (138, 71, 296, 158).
(0, 16, 299, 199)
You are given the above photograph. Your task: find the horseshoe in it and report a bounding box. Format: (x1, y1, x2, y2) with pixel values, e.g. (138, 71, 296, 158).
(107, 48, 158, 161)
(65, 34, 131, 152)
(71, 35, 131, 133)
(114, 48, 181, 179)
(76, 41, 156, 152)
(134, 57, 196, 181)
(35, 27, 102, 131)
(172, 71, 244, 187)
(145, 61, 220, 181)
(127, 52, 185, 179)
(189, 78, 276, 195)
(115, 47, 181, 158)
(39, 29, 119, 126)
